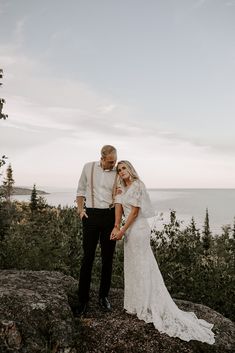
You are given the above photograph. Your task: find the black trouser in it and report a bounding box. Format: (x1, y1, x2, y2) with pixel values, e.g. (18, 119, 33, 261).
(78, 207, 116, 303)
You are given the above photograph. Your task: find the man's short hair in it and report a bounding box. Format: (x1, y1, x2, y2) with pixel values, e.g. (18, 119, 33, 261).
(101, 145, 117, 158)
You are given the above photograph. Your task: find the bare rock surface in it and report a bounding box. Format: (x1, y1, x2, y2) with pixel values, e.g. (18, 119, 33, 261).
(0, 270, 234, 353)
(0, 270, 78, 353)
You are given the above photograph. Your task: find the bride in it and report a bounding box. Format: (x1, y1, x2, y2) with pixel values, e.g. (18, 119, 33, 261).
(110, 160, 215, 344)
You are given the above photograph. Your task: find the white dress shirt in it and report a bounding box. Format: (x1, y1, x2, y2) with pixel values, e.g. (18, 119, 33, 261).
(76, 161, 117, 209)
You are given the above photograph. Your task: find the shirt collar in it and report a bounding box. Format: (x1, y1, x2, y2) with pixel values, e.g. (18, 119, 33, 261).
(97, 162, 116, 172)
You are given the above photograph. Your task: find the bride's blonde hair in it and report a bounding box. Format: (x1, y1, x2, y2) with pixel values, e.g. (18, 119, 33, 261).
(116, 160, 140, 187)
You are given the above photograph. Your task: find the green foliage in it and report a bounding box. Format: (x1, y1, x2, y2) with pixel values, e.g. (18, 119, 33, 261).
(0, 68, 8, 173)
(151, 210, 235, 321)
(0, 202, 82, 277)
(0, 200, 20, 239)
(233, 217, 235, 238)
(0, 68, 8, 120)
(0, 198, 123, 286)
(30, 184, 38, 212)
(2, 164, 14, 202)
(0, 69, 8, 184)
(0, 155, 7, 171)
(0, 201, 234, 322)
(202, 208, 212, 253)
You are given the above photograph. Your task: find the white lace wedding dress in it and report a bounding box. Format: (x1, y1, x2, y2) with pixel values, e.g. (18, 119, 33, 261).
(116, 180, 215, 344)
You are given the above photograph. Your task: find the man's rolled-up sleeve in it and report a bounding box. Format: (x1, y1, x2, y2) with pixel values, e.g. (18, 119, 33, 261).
(76, 165, 87, 197)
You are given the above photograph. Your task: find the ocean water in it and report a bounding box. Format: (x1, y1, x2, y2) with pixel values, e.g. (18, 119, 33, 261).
(149, 189, 235, 234)
(13, 189, 235, 234)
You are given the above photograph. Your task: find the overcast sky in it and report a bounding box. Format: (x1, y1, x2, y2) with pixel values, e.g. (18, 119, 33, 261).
(0, 0, 235, 190)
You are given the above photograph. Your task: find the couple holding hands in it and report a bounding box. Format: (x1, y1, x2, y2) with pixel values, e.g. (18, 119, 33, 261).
(76, 145, 215, 344)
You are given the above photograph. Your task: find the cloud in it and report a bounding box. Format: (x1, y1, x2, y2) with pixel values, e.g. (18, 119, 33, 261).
(2, 84, 234, 161)
(1, 11, 234, 157)
(194, 0, 208, 8)
(14, 17, 27, 47)
(225, 1, 235, 6)
(50, 27, 72, 42)
(97, 104, 116, 114)
(1, 35, 235, 188)
(0, 0, 9, 16)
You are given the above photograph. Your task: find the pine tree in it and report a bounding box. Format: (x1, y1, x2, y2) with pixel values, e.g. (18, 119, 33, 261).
(30, 184, 39, 212)
(190, 217, 197, 236)
(202, 208, 212, 252)
(0, 155, 7, 170)
(2, 164, 15, 202)
(185, 217, 201, 241)
(233, 217, 235, 239)
(221, 224, 231, 238)
(0, 69, 8, 120)
(0, 69, 8, 169)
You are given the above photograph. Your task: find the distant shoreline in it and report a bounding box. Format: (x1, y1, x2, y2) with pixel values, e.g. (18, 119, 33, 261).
(12, 187, 49, 195)
(10, 187, 235, 196)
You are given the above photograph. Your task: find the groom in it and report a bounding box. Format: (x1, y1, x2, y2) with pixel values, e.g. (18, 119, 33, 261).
(76, 145, 119, 315)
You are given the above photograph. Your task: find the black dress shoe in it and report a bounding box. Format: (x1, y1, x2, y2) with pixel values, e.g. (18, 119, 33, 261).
(74, 302, 88, 317)
(99, 297, 111, 311)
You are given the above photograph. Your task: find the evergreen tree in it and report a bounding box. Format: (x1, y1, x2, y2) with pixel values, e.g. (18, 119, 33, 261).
(202, 208, 212, 253)
(30, 184, 39, 212)
(184, 217, 201, 249)
(221, 224, 231, 238)
(0, 69, 8, 120)
(0, 155, 7, 170)
(168, 210, 182, 238)
(189, 217, 200, 238)
(233, 217, 235, 239)
(0, 164, 16, 239)
(2, 164, 15, 202)
(0, 69, 8, 169)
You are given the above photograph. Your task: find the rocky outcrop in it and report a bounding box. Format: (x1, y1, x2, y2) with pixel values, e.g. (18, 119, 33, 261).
(0, 270, 78, 353)
(0, 270, 234, 353)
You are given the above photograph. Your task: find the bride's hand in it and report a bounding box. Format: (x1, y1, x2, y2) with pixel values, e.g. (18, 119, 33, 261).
(115, 229, 125, 240)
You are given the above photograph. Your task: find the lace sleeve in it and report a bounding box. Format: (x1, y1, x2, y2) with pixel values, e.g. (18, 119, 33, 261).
(128, 180, 155, 217)
(127, 181, 142, 207)
(141, 185, 155, 218)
